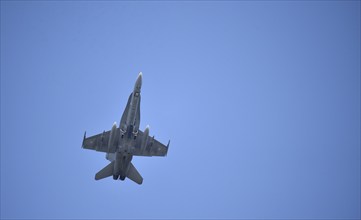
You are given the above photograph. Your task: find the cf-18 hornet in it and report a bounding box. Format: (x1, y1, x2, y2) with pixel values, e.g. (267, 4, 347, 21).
(82, 72, 170, 185)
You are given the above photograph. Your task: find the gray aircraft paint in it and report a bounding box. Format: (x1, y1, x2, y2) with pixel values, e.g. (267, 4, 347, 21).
(82, 72, 170, 185)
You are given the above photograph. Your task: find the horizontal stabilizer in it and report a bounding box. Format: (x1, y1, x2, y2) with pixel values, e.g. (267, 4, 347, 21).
(127, 162, 143, 185)
(95, 161, 114, 180)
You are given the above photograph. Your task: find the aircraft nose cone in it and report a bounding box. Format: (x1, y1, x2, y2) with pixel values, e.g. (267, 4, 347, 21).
(134, 72, 142, 92)
(137, 72, 142, 86)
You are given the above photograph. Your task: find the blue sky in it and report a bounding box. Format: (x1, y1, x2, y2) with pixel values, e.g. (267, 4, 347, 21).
(1, 1, 360, 219)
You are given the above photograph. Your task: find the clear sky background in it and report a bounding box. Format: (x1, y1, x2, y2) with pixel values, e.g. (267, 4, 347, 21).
(1, 1, 360, 219)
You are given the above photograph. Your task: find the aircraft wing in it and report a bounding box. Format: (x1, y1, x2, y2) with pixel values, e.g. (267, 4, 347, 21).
(82, 130, 116, 153)
(132, 130, 170, 157)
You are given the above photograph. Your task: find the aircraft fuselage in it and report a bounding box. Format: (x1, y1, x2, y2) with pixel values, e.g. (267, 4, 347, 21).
(112, 73, 142, 180)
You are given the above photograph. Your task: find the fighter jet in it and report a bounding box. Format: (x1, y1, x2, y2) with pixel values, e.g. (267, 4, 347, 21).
(82, 72, 170, 185)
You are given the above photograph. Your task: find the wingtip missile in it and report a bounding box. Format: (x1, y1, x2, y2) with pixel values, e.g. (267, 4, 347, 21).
(82, 131, 86, 148)
(165, 140, 170, 156)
